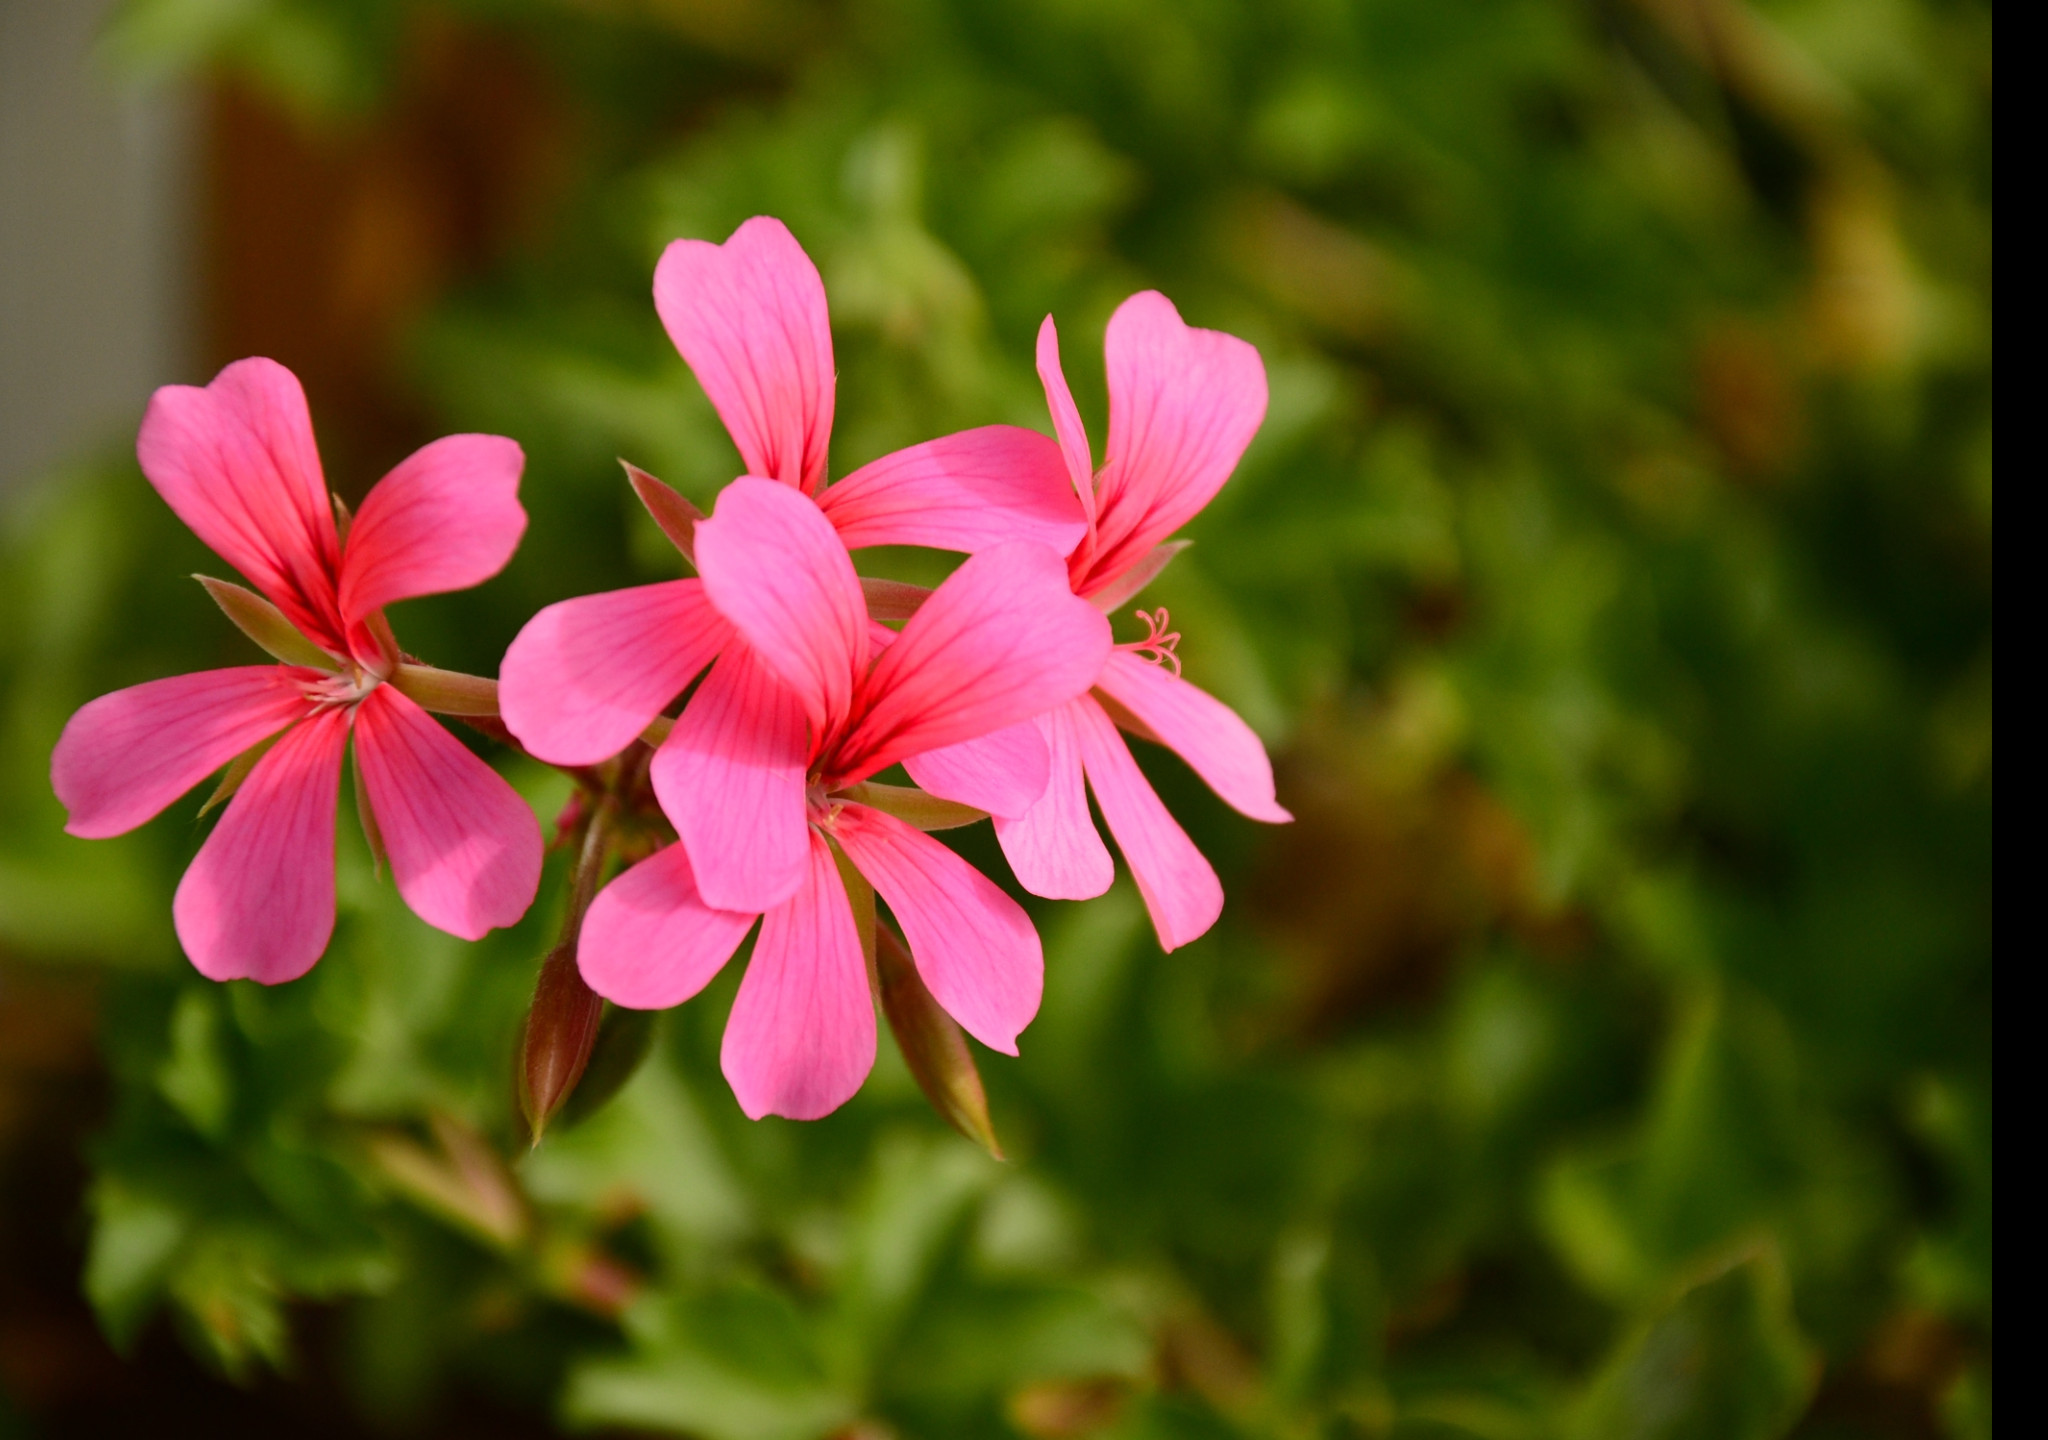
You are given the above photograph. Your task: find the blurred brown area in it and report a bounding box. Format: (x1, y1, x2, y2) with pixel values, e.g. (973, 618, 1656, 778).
(1248, 682, 1578, 1043)
(205, 11, 573, 495)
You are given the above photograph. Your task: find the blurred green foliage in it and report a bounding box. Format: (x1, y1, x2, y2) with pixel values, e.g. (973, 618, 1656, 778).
(1, 0, 1989, 1435)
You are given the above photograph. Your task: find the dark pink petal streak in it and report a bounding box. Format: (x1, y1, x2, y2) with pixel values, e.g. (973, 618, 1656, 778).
(833, 542, 1111, 786)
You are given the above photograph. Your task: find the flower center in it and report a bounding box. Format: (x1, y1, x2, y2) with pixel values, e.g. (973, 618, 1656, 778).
(1116, 607, 1182, 677)
(301, 666, 382, 712)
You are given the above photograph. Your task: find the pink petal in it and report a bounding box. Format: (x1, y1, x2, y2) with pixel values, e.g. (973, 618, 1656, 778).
(1094, 651, 1291, 822)
(579, 843, 757, 1009)
(1035, 315, 1097, 526)
(902, 721, 1051, 820)
(694, 477, 866, 739)
(653, 217, 835, 495)
(338, 434, 526, 624)
(815, 426, 1087, 555)
(352, 687, 542, 940)
(832, 803, 1042, 1055)
(52, 667, 313, 838)
(172, 705, 349, 984)
(1085, 292, 1266, 589)
(500, 580, 730, 766)
(720, 829, 874, 1120)
(651, 641, 811, 914)
(993, 703, 1114, 900)
(830, 542, 1111, 786)
(1072, 695, 1221, 951)
(137, 358, 346, 649)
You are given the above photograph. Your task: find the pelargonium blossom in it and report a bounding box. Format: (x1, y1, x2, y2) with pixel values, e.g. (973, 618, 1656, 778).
(498, 216, 1085, 777)
(577, 479, 1110, 1120)
(985, 292, 1293, 950)
(50, 358, 543, 983)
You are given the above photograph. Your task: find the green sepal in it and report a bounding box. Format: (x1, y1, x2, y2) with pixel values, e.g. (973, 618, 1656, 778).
(838, 781, 986, 831)
(624, 461, 702, 566)
(200, 730, 281, 817)
(195, 575, 339, 670)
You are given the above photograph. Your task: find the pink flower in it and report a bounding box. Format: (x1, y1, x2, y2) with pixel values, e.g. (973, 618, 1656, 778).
(498, 216, 1086, 770)
(577, 479, 1110, 1120)
(990, 292, 1292, 951)
(50, 359, 543, 983)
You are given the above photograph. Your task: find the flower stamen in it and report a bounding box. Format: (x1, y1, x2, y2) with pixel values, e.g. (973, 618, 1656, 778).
(301, 667, 382, 712)
(1118, 607, 1182, 677)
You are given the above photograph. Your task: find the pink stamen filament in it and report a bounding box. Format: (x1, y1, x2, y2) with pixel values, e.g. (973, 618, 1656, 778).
(1117, 607, 1182, 677)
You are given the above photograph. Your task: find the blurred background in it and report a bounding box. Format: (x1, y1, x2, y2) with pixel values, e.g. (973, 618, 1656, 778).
(0, 0, 1990, 1436)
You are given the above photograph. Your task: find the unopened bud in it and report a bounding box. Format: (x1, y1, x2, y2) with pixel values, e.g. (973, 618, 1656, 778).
(557, 1006, 657, 1130)
(195, 575, 338, 670)
(875, 924, 1003, 1158)
(623, 461, 703, 565)
(550, 790, 589, 852)
(520, 941, 605, 1145)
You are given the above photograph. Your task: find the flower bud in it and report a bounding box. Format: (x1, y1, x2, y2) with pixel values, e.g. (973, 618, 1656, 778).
(519, 941, 605, 1145)
(875, 924, 1003, 1158)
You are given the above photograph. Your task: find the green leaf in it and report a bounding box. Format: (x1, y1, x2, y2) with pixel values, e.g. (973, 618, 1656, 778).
(155, 986, 234, 1140)
(1570, 1247, 1817, 1440)
(564, 1287, 855, 1440)
(83, 1182, 190, 1352)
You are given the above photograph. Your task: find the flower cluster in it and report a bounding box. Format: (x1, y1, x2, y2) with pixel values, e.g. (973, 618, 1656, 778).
(52, 217, 1287, 1126)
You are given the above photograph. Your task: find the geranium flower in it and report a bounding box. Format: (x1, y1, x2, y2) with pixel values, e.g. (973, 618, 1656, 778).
(576, 479, 1109, 1120)
(50, 359, 543, 983)
(498, 216, 1085, 775)
(981, 293, 1292, 950)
